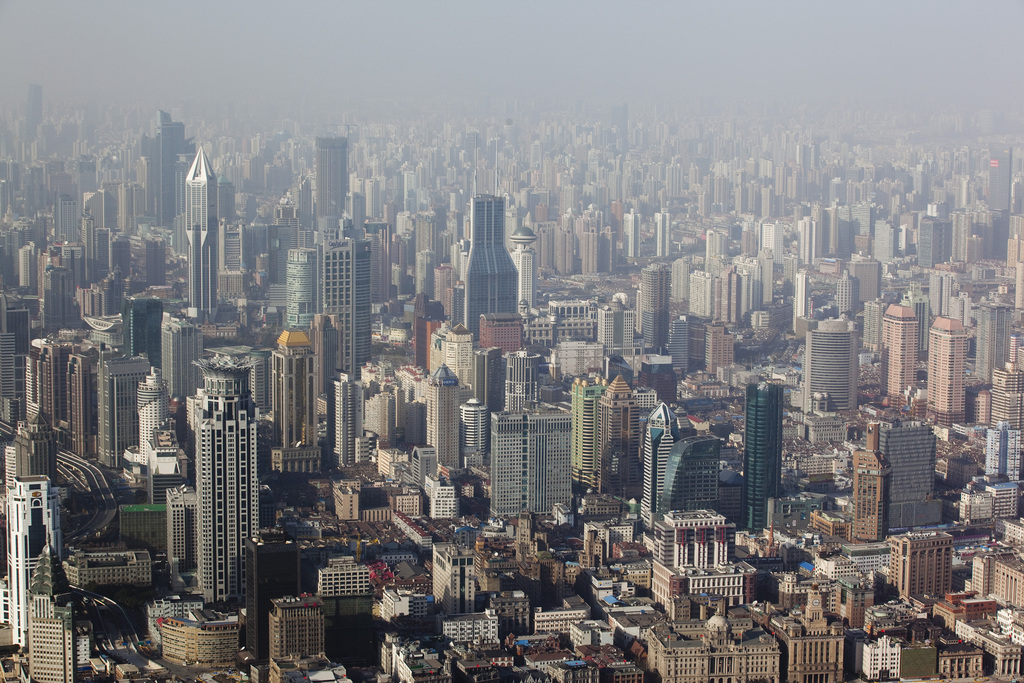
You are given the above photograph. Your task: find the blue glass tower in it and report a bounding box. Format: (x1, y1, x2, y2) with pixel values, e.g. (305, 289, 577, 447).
(742, 382, 783, 531)
(463, 195, 517, 337)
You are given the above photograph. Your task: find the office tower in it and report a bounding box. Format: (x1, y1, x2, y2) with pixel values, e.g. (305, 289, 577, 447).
(217, 175, 236, 223)
(7, 476, 62, 647)
(309, 314, 341, 405)
(688, 271, 714, 318)
(471, 347, 505, 413)
(271, 330, 316, 449)
(53, 194, 78, 243)
(27, 341, 72, 429)
(671, 258, 690, 301)
(161, 317, 204, 400)
(802, 319, 858, 412)
(184, 148, 218, 319)
(432, 544, 476, 615)
(267, 596, 324, 660)
(286, 248, 317, 329)
(986, 421, 1021, 479)
(426, 365, 461, 468)
(245, 533, 300, 661)
(742, 382, 783, 531)
(862, 299, 885, 352)
(704, 321, 734, 374)
(879, 421, 939, 529)
(873, 221, 895, 262)
(314, 137, 348, 221)
(67, 351, 95, 458)
(852, 449, 891, 542)
(901, 283, 930, 354)
(666, 316, 690, 374)
(40, 266, 77, 331)
(321, 238, 371, 378)
(490, 409, 572, 516)
(917, 218, 951, 268)
(478, 313, 524, 353)
(848, 259, 881, 302)
(97, 354, 149, 468)
(639, 264, 671, 353)
(793, 269, 809, 330)
(138, 367, 168, 452)
(460, 398, 489, 464)
(650, 510, 735, 571)
(334, 373, 363, 468)
(150, 110, 191, 227)
(927, 318, 968, 426)
(929, 271, 956, 317)
(888, 532, 953, 599)
(505, 350, 540, 412)
(992, 364, 1024, 429)
(166, 485, 198, 580)
(797, 218, 817, 265)
(989, 147, 1012, 213)
(27, 545, 76, 683)
(597, 376, 639, 496)
(977, 301, 1012, 383)
(0, 293, 30, 432)
(880, 304, 918, 399)
(638, 355, 676, 405)
(623, 211, 640, 259)
(597, 300, 637, 356)
(571, 377, 606, 490)
(26, 84, 41, 137)
(414, 249, 435, 297)
(464, 195, 518, 337)
(510, 225, 538, 308)
(195, 359, 259, 602)
(123, 297, 163, 369)
(836, 270, 858, 315)
(706, 228, 728, 261)
(641, 403, 682, 528)
(13, 413, 56, 481)
(655, 211, 671, 257)
(659, 435, 720, 515)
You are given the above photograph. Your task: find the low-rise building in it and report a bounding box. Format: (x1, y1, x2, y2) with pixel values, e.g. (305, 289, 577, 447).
(159, 609, 240, 666)
(64, 550, 152, 588)
(644, 615, 780, 683)
(440, 611, 499, 644)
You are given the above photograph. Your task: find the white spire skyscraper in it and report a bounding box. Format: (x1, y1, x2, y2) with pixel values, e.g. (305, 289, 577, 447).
(6, 475, 62, 647)
(185, 148, 218, 320)
(641, 403, 682, 528)
(510, 225, 538, 309)
(195, 358, 258, 603)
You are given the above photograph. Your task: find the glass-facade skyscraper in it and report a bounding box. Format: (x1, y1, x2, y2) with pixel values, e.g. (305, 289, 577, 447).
(463, 195, 517, 337)
(660, 435, 720, 514)
(743, 381, 783, 531)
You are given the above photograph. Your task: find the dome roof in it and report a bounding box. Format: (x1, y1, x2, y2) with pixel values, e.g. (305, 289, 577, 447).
(707, 614, 730, 633)
(511, 225, 537, 244)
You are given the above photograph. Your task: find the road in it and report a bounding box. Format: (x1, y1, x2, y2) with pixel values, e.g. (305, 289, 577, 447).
(58, 449, 119, 543)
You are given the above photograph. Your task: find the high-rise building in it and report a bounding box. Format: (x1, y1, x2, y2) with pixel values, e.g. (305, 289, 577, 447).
(989, 147, 1013, 213)
(7, 476, 62, 647)
(27, 545, 76, 683)
(123, 297, 164, 369)
(505, 351, 540, 412)
(671, 258, 690, 302)
(314, 137, 348, 221)
(986, 421, 1021, 479)
(333, 373, 363, 469)
(271, 330, 316, 450)
(879, 421, 939, 529)
(166, 485, 198, 580)
(802, 319, 858, 412)
(852, 449, 891, 542)
(309, 314, 340, 403)
(490, 409, 571, 516)
(426, 365, 462, 468)
(571, 377, 606, 490)
(432, 544, 476, 615)
(704, 321, 734, 374)
(901, 283, 930, 354)
(880, 304, 918, 399)
(977, 301, 1011, 383)
(53, 194, 79, 243)
(268, 596, 324, 660)
(510, 226, 538, 308)
(927, 317, 968, 426)
(623, 211, 641, 259)
(666, 316, 690, 374)
(743, 382, 783, 531)
(471, 347, 505, 413)
(26, 340, 73, 429)
(836, 270, 858, 315)
(639, 264, 671, 353)
(67, 351, 95, 458)
(286, 248, 317, 329)
(184, 148, 218, 319)
(137, 367, 168, 457)
(26, 84, 41, 139)
(917, 218, 952, 268)
(597, 375, 639, 496)
(642, 403, 682, 528)
(464, 195, 518, 337)
(245, 533, 300, 661)
(992, 363, 1024, 429)
(655, 211, 671, 258)
(888, 532, 953, 599)
(40, 266, 77, 331)
(0, 292, 30, 433)
(660, 436, 720, 515)
(13, 413, 56, 481)
(195, 359, 259, 603)
(862, 299, 885, 352)
(97, 354, 150, 468)
(161, 316, 204, 400)
(793, 269, 809, 331)
(321, 238, 371, 378)
(459, 398, 490, 464)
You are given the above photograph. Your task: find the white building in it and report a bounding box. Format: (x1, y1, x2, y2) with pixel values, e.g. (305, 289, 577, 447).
(184, 148, 218, 320)
(857, 634, 901, 681)
(490, 410, 571, 516)
(425, 475, 458, 519)
(317, 556, 371, 597)
(440, 611, 499, 644)
(6, 475, 62, 646)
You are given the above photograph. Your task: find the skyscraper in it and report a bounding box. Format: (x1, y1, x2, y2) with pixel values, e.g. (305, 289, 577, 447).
(977, 301, 1011, 383)
(463, 195, 518, 337)
(742, 382, 783, 532)
(7, 476, 62, 647)
(901, 283, 930, 354)
(802, 319, 858, 412)
(927, 317, 968, 426)
(641, 403, 682, 528)
(122, 297, 164, 369)
(571, 377, 606, 490)
(333, 373, 363, 469)
(27, 545, 76, 683)
(286, 248, 317, 329)
(986, 421, 1021, 479)
(426, 365, 462, 468)
(989, 147, 1013, 213)
(245, 533, 300, 662)
(992, 363, 1024, 429)
(195, 358, 259, 603)
(40, 267, 77, 331)
(13, 413, 56, 481)
(490, 409, 572, 516)
(879, 420, 939, 529)
(67, 351, 95, 458)
(459, 398, 489, 464)
(510, 225, 538, 308)
(97, 354, 150, 468)
(598, 375, 640, 496)
(505, 350, 540, 412)
(184, 148, 218, 319)
(271, 330, 316, 450)
(137, 368, 169, 464)
(639, 264, 671, 353)
(852, 449, 891, 542)
(880, 304, 918, 399)
(0, 293, 30, 433)
(655, 211, 671, 258)
(161, 316, 204, 400)
(321, 238, 371, 378)
(660, 435, 720, 515)
(314, 137, 348, 221)
(836, 271, 858, 315)
(432, 544, 476, 616)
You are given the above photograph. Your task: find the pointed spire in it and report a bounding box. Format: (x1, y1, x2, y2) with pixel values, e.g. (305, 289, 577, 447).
(187, 147, 213, 183)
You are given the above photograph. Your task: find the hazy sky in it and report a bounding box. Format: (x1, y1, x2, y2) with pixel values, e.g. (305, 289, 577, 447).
(2, 1, 1022, 109)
